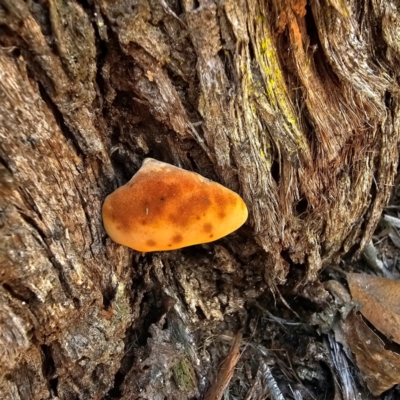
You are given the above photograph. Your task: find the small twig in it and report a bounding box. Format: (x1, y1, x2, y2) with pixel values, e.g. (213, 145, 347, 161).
(268, 282, 301, 320)
(204, 332, 243, 400)
(326, 334, 362, 400)
(258, 358, 285, 400)
(288, 385, 303, 400)
(383, 214, 400, 229)
(362, 241, 393, 277)
(251, 345, 287, 400)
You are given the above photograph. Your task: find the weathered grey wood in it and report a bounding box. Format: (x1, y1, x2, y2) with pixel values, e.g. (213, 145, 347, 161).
(1, 0, 399, 398)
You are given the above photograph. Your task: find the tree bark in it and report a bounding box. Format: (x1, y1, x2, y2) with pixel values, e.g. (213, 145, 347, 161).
(0, 0, 399, 398)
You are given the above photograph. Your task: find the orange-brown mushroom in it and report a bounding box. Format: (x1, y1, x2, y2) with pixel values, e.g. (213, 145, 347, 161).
(102, 158, 248, 252)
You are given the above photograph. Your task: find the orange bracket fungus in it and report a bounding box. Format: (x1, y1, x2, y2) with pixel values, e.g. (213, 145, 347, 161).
(102, 158, 248, 252)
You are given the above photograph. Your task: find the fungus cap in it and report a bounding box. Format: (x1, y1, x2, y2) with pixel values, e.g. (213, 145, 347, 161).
(102, 158, 248, 252)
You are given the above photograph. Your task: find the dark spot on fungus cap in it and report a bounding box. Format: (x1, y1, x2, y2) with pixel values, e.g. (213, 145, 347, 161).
(203, 223, 213, 233)
(172, 234, 183, 243)
(102, 158, 248, 252)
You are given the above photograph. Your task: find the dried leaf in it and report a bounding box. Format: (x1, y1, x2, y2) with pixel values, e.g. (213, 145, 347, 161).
(341, 311, 400, 395)
(347, 273, 400, 344)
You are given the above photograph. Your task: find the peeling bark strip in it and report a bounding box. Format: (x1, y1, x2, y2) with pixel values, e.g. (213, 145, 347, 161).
(204, 332, 242, 400)
(0, 0, 400, 399)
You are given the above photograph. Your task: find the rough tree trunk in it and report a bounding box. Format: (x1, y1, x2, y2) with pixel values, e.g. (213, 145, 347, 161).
(1, 0, 399, 399)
